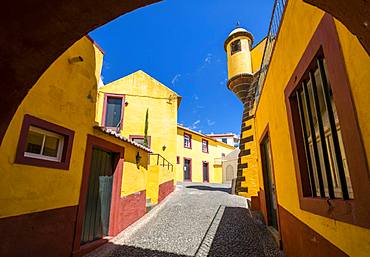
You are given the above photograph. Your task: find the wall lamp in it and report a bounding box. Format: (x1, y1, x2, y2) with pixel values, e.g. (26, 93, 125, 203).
(136, 152, 142, 165)
(68, 56, 84, 64)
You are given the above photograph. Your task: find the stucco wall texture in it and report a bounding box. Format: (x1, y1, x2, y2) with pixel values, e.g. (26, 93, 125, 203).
(97, 70, 178, 198)
(254, 0, 370, 256)
(176, 127, 235, 183)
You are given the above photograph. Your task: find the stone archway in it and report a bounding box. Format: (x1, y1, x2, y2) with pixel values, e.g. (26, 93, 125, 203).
(0, 0, 160, 143)
(0, 0, 368, 144)
(303, 0, 370, 54)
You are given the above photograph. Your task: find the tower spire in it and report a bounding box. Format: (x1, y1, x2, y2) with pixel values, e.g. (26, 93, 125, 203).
(236, 21, 240, 28)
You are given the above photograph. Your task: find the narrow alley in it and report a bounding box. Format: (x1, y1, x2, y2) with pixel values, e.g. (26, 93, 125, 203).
(1, 1, 369, 257)
(85, 183, 284, 257)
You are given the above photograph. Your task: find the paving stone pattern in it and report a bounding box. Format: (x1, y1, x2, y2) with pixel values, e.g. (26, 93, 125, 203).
(85, 183, 285, 257)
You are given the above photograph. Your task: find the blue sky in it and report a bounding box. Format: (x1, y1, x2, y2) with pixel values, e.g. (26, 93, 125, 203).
(90, 0, 274, 135)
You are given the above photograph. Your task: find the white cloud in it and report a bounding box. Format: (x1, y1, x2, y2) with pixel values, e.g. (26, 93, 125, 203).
(194, 94, 199, 101)
(204, 53, 212, 64)
(191, 120, 201, 129)
(198, 53, 213, 72)
(171, 74, 181, 85)
(207, 119, 216, 126)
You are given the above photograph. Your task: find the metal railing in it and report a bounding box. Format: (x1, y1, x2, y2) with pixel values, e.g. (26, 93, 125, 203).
(255, 0, 288, 105)
(150, 153, 174, 172)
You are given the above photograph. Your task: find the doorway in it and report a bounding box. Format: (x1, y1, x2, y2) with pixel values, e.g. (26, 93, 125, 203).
(260, 132, 279, 231)
(74, 135, 124, 255)
(203, 161, 209, 182)
(80, 147, 116, 244)
(184, 158, 192, 181)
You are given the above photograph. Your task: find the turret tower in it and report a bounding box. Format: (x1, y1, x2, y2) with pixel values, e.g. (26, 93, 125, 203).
(224, 26, 259, 197)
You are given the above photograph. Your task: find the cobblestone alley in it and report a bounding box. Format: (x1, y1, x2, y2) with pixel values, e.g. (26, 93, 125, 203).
(85, 183, 285, 257)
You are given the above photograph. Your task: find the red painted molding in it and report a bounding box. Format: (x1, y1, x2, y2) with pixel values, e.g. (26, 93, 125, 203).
(101, 93, 125, 130)
(73, 135, 125, 254)
(129, 135, 151, 148)
(284, 14, 370, 228)
(85, 34, 105, 55)
(14, 114, 75, 170)
(0, 205, 78, 257)
(158, 180, 174, 203)
(113, 190, 146, 234)
(279, 205, 348, 257)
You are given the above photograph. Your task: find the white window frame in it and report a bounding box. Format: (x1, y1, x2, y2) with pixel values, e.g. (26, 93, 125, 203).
(202, 139, 208, 153)
(24, 126, 64, 162)
(184, 134, 191, 148)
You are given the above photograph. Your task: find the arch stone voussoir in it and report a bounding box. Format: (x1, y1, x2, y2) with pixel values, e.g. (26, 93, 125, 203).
(0, 0, 161, 143)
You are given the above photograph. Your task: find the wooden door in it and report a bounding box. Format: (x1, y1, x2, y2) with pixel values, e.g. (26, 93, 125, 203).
(81, 147, 115, 244)
(261, 135, 279, 231)
(203, 162, 209, 182)
(184, 158, 192, 181)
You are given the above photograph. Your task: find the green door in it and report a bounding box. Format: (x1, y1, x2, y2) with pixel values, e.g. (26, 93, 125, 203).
(261, 136, 279, 231)
(81, 147, 115, 245)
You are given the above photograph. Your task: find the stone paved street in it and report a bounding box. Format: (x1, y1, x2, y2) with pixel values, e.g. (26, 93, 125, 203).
(85, 183, 285, 257)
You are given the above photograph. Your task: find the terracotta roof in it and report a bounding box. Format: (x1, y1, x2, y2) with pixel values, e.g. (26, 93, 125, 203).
(94, 126, 153, 153)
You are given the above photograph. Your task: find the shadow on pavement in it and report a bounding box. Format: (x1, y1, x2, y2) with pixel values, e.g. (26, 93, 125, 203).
(98, 243, 190, 257)
(186, 185, 231, 194)
(208, 207, 285, 257)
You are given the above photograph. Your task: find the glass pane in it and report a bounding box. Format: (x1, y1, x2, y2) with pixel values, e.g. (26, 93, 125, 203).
(326, 134, 342, 198)
(132, 138, 145, 146)
(337, 128, 354, 198)
(43, 135, 60, 157)
(308, 74, 333, 198)
(184, 135, 190, 147)
(300, 90, 320, 196)
(105, 97, 122, 128)
(25, 131, 44, 154)
(309, 144, 320, 195)
(322, 60, 353, 199)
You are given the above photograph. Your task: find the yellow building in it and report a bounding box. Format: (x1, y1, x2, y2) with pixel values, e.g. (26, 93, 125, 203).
(243, 0, 370, 256)
(224, 27, 266, 197)
(0, 37, 156, 257)
(97, 70, 181, 204)
(176, 125, 236, 183)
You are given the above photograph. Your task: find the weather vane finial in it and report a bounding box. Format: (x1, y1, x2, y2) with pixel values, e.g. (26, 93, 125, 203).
(236, 21, 240, 28)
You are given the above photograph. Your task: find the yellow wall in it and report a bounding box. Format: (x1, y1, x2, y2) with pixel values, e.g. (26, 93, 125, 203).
(97, 70, 178, 186)
(176, 126, 235, 183)
(227, 36, 253, 78)
(0, 37, 150, 220)
(254, 0, 370, 255)
(146, 164, 173, 203)
(0, 37, 103, 218)
(92, 130, 149, 197)
(251, 38, 267, 73)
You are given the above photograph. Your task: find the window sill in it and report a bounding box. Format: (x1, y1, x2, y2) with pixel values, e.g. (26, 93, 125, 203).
(299, 197, 369, 227)
(15, 156, 70, 170)
(15, 114, 74, 170)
